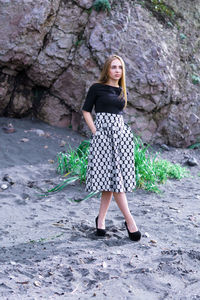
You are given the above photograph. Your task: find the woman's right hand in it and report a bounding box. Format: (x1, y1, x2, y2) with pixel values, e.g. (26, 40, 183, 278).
(82, 110, 96, 136)
(92, 128, 96, 135)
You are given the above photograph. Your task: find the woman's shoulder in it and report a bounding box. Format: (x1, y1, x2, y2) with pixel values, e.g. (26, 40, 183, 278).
(89, 82, 102, 89)
(87, 82, 105, 94)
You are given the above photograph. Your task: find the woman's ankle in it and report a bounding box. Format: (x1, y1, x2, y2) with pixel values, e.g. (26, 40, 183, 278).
(125, 217, 138, 232)
(97, 215, 105, 229)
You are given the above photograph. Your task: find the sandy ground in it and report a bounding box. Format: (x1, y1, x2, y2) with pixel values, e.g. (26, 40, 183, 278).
(0, 117, 200, 300)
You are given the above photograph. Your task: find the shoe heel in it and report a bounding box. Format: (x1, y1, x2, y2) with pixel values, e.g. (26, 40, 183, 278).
(95, 216, 106, 236)
(125, 221, 141, 242)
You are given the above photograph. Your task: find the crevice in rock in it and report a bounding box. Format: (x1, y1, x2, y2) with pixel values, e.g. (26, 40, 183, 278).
(86, 44, 102, 69)
(32, 86, 48, 117)
(48, 92, 72, 111)
(70, 0, 93, 11)
(3, 71, 27, 117)
(47, 2, 92, 90)
(48, 62, 71, 91)
(39, 32, 51, 53)
(37, 0, 62, 57)
(34, 88, 73, 113)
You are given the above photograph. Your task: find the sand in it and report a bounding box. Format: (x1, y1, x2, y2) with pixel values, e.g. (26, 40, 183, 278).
(0, 116, 200, 300)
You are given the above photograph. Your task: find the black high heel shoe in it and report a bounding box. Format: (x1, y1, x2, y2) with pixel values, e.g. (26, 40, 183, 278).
(95, 216, 106, 236)
(125, 221, 141, 242)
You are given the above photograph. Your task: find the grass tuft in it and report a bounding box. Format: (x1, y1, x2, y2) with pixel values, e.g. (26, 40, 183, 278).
(93, 0, 111, 12)
(133, 136, 189, 192)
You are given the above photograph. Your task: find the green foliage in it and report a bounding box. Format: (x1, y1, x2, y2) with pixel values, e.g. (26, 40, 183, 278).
(93, 0, 111, 12)
(154, 159, 189, 180)
(57, 141, 89, 182)
(74, 39, 83, 48)
(150, 0, 175, 18)
(28, 233, 64, 244)
(188, 142, 200, 149)
(42, 176, 79, 195)
(43, 135, 189, 198)
(180, 33, 187, 40)
(137, 0, 178, 27)
(133, 136, 189, 192)
(40, 141, 90, 197)
(192, 74, 200, 85)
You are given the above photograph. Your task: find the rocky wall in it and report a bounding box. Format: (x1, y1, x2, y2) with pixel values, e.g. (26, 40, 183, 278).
(0, 0, 199, 147)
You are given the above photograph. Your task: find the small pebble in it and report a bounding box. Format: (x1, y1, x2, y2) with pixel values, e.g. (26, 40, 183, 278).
(2, 123, 16, 133)
(169, 206, 179, 211)
(48, 159, 54, 164)
(34, 129, 45, 136)
(1, 184, 8, 190)
(150, 239, 157, 244)
(20, 138, 29, 142)
(3, 174, 14, 184)
(60, 140, 67, 147)
(160, 144, 170, 151)
(186, 157, 198, 166)
(144, 232, 150, 238)
(34, 280, 41, 287)
(48, 271, 53, 276)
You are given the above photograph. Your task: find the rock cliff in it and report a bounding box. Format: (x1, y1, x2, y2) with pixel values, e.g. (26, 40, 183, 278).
(0, 0, 199, 147)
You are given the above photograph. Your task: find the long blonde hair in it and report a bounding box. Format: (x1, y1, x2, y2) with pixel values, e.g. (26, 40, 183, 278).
(98, 55, 128, 108)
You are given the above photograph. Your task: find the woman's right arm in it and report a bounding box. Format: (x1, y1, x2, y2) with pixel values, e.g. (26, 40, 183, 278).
(82, 110, 96, 135)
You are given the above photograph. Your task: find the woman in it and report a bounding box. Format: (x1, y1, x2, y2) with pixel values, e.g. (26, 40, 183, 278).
(82, 55, 141, 241)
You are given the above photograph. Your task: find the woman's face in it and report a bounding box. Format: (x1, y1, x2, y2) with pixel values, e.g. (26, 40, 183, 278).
(108, 59, 123, 81)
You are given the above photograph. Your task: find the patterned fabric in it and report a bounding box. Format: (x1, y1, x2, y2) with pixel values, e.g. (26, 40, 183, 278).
(86, 112, 135, 192)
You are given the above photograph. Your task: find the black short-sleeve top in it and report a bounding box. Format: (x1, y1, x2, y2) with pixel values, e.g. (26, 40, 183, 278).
(82, 83, 125, 115)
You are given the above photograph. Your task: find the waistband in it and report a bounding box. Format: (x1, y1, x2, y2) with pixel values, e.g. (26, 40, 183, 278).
(95, 112, 124, 129)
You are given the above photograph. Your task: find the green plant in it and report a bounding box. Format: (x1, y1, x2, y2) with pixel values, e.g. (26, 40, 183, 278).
(42, 135, 189, 198)
(57, 141, 89, 180)
(93, 0, 111, 12)
(133, 136, 189, 192)
(154, 159, 189, 180)
(42, 140, 99, 200)
(74, 39, 83, 48)
(188, 142, 200, 149)
(151, 0, 175, 17)
(180, 33, 187, 40)
(137, 0, 179, 27)
(28, 233, 64, 243)
(192, 74, 200, 85)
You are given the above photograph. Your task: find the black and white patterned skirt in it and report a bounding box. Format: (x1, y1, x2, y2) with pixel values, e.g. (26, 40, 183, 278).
(85, 112, 135, 193)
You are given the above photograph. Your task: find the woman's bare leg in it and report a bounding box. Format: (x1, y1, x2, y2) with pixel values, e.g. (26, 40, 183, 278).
(97, 191, 113, 229)
(113, 192, 138, 232)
